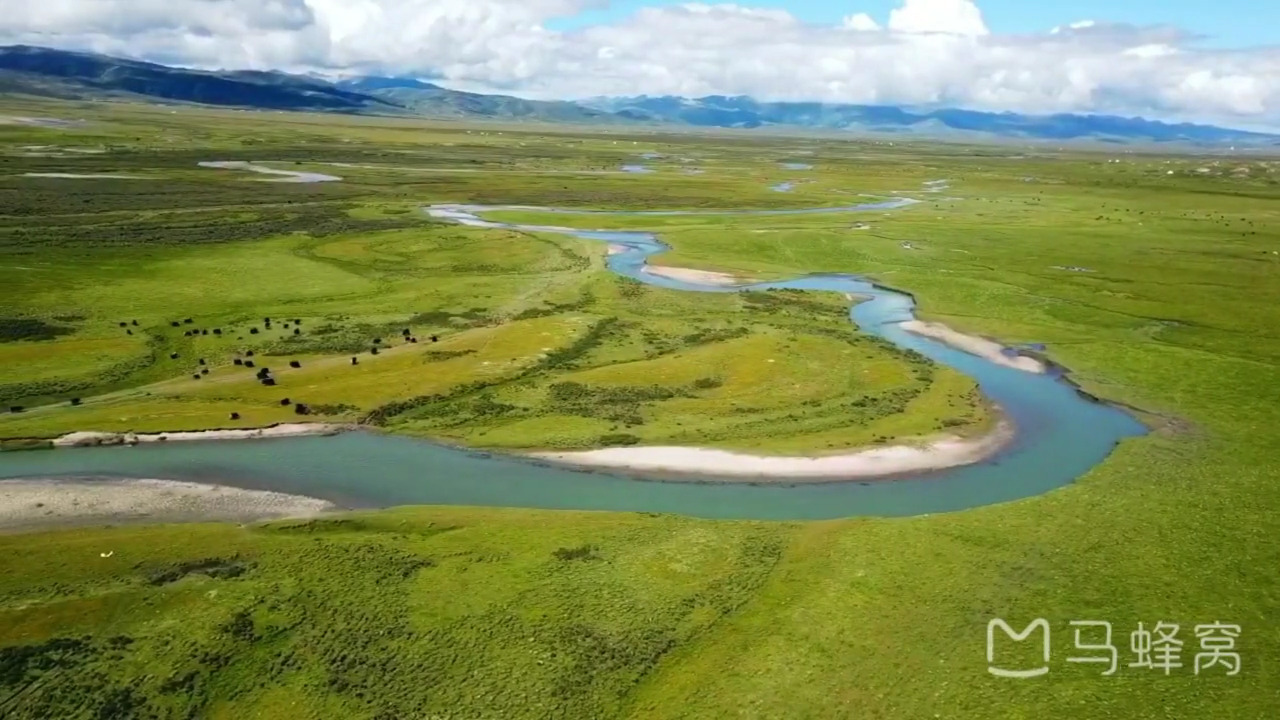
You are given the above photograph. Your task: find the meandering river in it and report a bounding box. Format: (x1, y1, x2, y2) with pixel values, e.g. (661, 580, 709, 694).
(0, 192, 1147, 520)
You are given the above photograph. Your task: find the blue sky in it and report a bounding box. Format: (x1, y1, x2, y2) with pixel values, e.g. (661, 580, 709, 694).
(550, 0, 1276, 49)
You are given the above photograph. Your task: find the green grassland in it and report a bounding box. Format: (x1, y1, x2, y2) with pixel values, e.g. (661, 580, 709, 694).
(0, 99, 990, 451)
(1, 97, 1279, 718)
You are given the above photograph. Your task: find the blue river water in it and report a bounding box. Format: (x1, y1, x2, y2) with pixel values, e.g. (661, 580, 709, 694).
(0, 196, 1148, 520)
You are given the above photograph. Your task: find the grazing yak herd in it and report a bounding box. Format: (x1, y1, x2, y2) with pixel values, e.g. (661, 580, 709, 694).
(8, 317, 443, 418)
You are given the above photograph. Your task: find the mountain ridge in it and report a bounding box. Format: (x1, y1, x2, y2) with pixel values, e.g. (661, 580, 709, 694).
(0, 44, 391, 112)
(1, 45, 1274, 146)
(583, 94, 1277, 144)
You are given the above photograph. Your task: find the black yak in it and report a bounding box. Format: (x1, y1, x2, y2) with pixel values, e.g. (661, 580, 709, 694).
(213, 328, 222, 335)
(430, 335, 439, 342)
(234, 358, 244, 366)
(118, 322, 127, 328)
(261, 377, 276, 387)
(192, 374, 202, 380)
(230, 412, 241, 420)
(70, 398, 81, 406)
(9, 406, 23, 413)
(256, 368, 271, 379)
(373, 338, 382, 344)
(351, 357, 359, 365)
(246, 351, 255, 357)
(198, 358, 206, 365)
(371, 347, 380, 355)
(289, 361, 301, 369)
(170, 321, 180, 328)
(126, 330, 133, 335)
(170, 352, 179, 359)
(280, 398, 292, 406)
(184, 318, 193, 324)
(250, 328, 260, 335)
(244, 360, 256, 368)
(294, 328, 300, 335)
(402, 328, 411, 336)
(131, 320, 138, 326)
(294, 403, 310, 416)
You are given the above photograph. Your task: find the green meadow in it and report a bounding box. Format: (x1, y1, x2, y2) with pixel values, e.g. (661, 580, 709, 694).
(1, 98, 1278, 717)
(0, 100, 987, 451)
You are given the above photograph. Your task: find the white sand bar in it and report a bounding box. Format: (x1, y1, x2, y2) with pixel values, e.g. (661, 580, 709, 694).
(23, 173, 142, 179)
(899, 320, 1046, 374)
(53, 423, 347, 448)
(0, 478, 334, 531)
(641, 265, 739, 286)
(198, 161, 342, 183)
(532, 420, 1012, 480)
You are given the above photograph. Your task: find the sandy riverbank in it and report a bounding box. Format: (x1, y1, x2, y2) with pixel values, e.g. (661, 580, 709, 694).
(531, 419, 1013, 480)
(22, 173, 142, 179)
(197, 161, 342, 183)
(0, 478, 335, 532)
(641, 265, 740, 286)
(899, 320, 1046, 374)
(52, 423, 349, 448)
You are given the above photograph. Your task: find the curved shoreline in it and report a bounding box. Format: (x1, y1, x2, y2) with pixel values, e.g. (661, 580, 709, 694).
(417, 197, 1144, 487)
(898, 320, 1047, 374)
(20, 192, 1122, 485)
(52, 423, 350, 448)
(0, 187, 1148, 522)
(532, 418, 1014, 481)
(0, 478, 335, 532)
(640, 264, 740, 286)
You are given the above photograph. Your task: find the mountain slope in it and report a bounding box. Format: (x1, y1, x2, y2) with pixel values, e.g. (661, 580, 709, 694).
(0, 45, 392, 112)
(335, 77, 625, 123)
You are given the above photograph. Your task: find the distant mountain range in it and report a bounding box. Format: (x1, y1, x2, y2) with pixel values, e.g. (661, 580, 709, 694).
(584, 95, 1279, 145)
(2, 45, 1274, 146)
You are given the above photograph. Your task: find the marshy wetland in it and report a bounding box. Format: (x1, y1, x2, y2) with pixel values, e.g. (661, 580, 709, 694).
(1, 99, 1278, 718)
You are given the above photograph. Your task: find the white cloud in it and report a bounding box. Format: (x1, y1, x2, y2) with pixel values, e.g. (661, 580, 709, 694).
(1, 0, 1277, 127)
(842, 13, 880, 32)
(1123, 44, 1178, 59)
(1051, 20, 1097, 35)
(888, 0, 988, 36)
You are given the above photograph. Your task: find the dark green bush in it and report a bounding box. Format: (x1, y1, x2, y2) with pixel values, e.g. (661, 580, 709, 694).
(0, 317, 74, 342)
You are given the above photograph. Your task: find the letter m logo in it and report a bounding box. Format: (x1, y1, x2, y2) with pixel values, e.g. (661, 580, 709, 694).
(987, 618, 1051, 678)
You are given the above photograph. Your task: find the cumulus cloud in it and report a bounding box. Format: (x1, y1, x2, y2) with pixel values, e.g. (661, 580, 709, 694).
(887, 0, 988, 36)
(842, 14, 880, 32)
(1, 0, 1277, 127)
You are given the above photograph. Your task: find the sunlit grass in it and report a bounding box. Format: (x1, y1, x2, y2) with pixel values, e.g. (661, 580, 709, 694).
(0, 97, 1277, 719)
